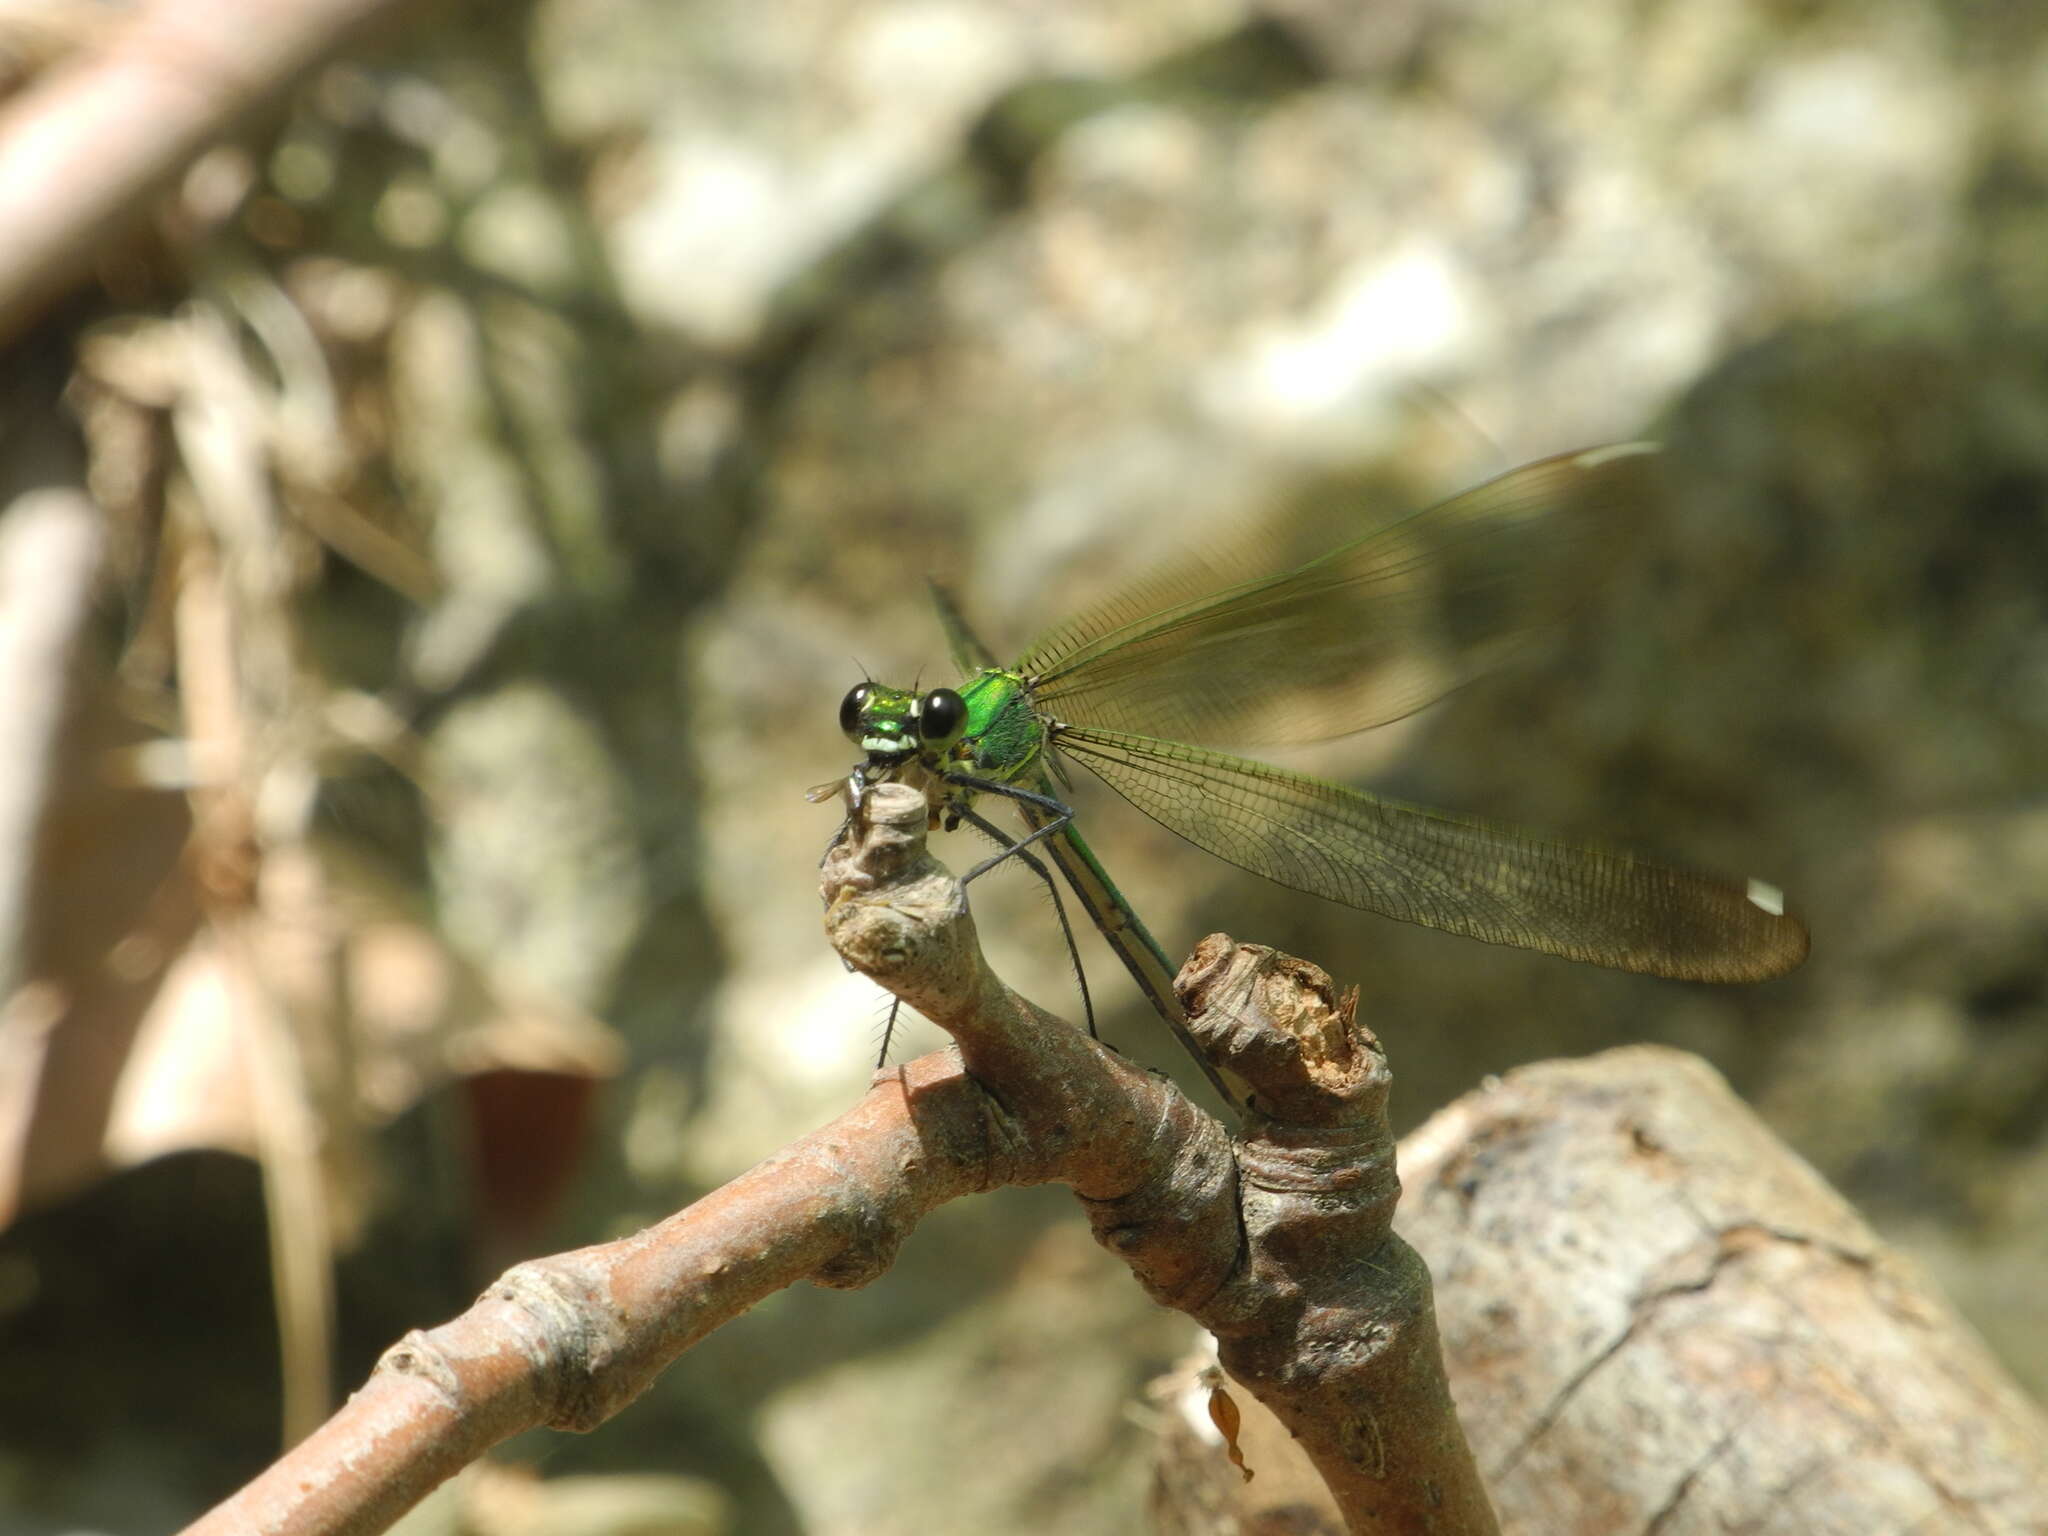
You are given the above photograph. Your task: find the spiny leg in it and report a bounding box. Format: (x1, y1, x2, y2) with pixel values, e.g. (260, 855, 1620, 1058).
(874, 800, 1097, 1067)
(960, 773, 1247, 1115)
(953, 802, 1097, 1041)
(868, 772, 1095, 1067)
(874, 996, 905, 1070)
(944, 772, 1075, 881)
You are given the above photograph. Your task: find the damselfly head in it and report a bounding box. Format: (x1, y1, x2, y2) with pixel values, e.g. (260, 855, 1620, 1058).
(838, 680, 971, 765)
(838, 681, 920, 764)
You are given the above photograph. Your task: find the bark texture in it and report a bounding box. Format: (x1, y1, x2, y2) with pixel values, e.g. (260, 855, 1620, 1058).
(1156, 1046, 2048, 1534)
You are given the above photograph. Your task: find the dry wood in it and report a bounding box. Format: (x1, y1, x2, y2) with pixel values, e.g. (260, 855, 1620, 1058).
(183, 781, 1491, 1535)
(1156, 1046, 2048, 1534)
(828, 783, 1494, 1534)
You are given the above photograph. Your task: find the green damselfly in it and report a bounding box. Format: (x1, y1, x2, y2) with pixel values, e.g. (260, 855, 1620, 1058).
(819, 444, 1809, 1110)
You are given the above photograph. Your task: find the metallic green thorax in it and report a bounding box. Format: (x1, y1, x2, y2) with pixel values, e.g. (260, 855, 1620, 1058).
(956, 671, 1045, 781)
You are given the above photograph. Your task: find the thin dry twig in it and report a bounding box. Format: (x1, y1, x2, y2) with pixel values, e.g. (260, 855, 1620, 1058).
(186, 781, 1490, 1536)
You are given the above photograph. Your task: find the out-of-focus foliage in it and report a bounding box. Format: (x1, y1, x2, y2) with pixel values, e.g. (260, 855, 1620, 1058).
(0, 0, 2045, 1531)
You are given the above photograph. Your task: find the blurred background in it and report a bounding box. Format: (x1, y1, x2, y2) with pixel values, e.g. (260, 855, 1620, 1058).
(1, 0, 2045, 1531)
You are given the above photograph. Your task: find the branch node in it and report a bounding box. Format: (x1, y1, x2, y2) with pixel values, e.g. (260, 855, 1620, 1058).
(812, 1191, 910, 1290)
(1081, 1105, 1241, 1309)
(492, 1258, 624, 1433)
(375, 1328, 462, 1406)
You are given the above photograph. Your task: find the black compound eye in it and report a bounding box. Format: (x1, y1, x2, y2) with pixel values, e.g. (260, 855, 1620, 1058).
(917, 687, 968, 747)
(838, 683, 872, 742)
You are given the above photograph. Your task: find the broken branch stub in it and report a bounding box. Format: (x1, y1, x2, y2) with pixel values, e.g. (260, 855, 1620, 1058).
(1176, 936, 1496, 1535)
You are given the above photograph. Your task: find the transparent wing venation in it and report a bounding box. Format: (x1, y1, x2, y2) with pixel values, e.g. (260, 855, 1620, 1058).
(1054, 723, 1810, 982)
(1019, 445, 1659, 750)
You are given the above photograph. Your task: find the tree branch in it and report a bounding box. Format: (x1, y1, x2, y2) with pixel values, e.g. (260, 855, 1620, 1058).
(187, 780, 1491, 1535)
(184, 1046, 1002, 1536)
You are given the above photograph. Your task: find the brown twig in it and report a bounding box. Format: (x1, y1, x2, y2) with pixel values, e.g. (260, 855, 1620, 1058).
(183, 1050, 1005, 1536)
(186, 780, 1492, 1535)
